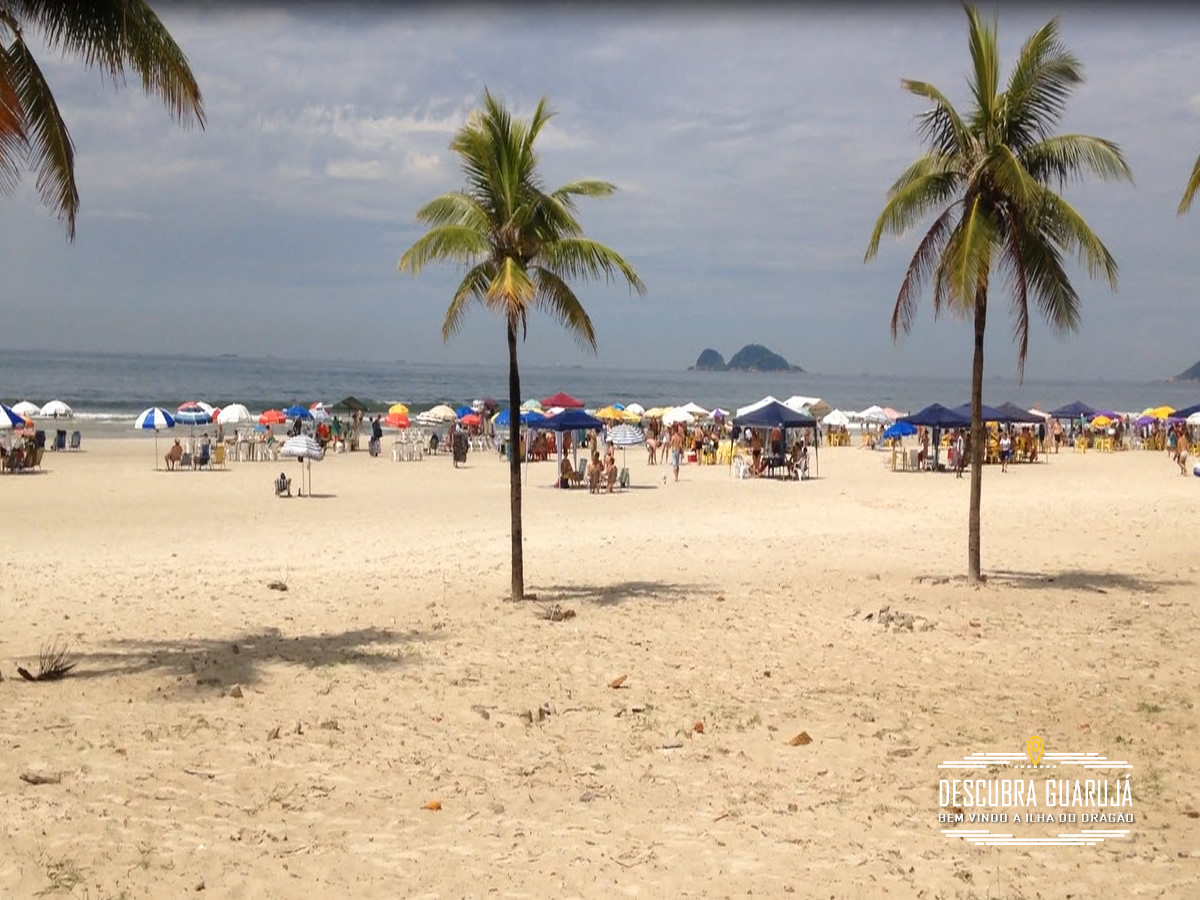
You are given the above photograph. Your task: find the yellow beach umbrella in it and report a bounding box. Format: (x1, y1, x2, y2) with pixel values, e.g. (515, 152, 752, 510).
(1091, 415, 1113, 427)
(642, 407, 668, 419)
(388, 402, 409, 416)
(595, 405, 635, 423)
(1152, 406, 1175, 419)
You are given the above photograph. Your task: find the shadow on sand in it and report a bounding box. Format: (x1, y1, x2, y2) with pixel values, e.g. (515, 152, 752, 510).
(58, 626, 437, 686)
(532, 579, 705, 607)
(988, 568, 1190, 595)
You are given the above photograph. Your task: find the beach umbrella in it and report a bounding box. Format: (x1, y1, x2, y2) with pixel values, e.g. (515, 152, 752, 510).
(385, 412, 410, 429)
(882, 421, 918, 440)
(520, 398, 543, 411)
(857, 405, 892, 425)
(460, 413, 481, 427)
(283, 405, 313, 420)
(541, 391, 585, 409)
(677, 401, 710, 418)
(1187, 412, 1200, 427)
(0, 403, 25, 428)
(217, 403, 254, 425)
(178, 401, 214, 414)
(426, 404, 457, 422)
(279, 434, 324, 497)
(260, 409, 287, 425)
(12, 400, 40, 417)
(135, 407, 176, 469)
(1091, 415, 1113, 427)
(1151, 406, 1175, 420)
(595, 404, 634, 423)
(822, 409, 851, 428)
(455, 405, 474, 419)
(708, 407, 728, 420)
(175, 408, 211, 426)
(625, 403, 645, 416)
(388, 402, 409, 416)
(492, 408, 547, 428)
(641, 406, 668, 419)
(39, 399, 72, 418)
(607, 423, 645, 466)
(662, 407, 694, 426)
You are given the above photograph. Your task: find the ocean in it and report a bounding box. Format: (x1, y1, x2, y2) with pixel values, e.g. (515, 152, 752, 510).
(1, 350, 1196, 438)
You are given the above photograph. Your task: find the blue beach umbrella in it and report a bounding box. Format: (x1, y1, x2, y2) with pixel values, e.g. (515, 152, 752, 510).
(882, 421, 917, 440)
(0, 403, 26, 429)
(283, 405, 313, 420)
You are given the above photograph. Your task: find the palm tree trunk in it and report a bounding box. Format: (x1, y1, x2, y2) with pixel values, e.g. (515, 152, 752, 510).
(507, 321, 525, 601)
(968, 287, 987, 583)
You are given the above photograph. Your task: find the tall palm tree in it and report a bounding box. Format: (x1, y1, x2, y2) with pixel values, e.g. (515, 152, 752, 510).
(0, 0, 205, 239)
(399, 90, 646, 601)
(865, 4, 1132, 582)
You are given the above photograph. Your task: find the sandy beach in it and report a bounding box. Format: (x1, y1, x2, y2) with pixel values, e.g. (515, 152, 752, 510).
(1, 438, 1198, 898)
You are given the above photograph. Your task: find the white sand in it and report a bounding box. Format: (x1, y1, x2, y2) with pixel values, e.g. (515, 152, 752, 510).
(0, 438, 1197, 897)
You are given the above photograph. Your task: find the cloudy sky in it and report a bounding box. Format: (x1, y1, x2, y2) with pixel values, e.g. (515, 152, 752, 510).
(3, 2, 1200, 380)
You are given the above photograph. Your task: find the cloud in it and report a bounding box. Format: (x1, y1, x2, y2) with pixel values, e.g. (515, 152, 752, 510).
(3, 4, 1200, 381)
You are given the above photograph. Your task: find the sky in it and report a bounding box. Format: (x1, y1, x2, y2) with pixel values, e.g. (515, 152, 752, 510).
(3, 1, 1200, 380)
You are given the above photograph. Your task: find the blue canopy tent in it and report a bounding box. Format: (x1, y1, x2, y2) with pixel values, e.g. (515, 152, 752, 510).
(900, 404, 970, 470)
(995, 402, 1044, 425)
(951, 402, 1010, 423)
(731, 401, 820, 478)
(543, 409, 604, 487)
(900, 403, 971, 428)
(1048, 400, 1095, 420)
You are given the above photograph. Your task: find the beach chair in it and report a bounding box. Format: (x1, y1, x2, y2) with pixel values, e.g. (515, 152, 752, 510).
(53, 430, 67, 451)
(180, 450, 192, 469)
(69, 430, 81, 451)
(196, 445, 212, 470)
(618, 467, 630, 489)
(213, 444, 226, 469)
(569, 459, 586, 486)
(732, 455, 751, 479)
(274, 471, 292, 497)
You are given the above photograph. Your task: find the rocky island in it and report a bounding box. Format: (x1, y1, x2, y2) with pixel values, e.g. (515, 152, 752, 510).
(1174, 360, 1200, 381)
(689, 344, 802, 373)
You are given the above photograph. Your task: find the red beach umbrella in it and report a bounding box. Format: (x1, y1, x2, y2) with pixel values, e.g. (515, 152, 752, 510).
(259, 409, 287, 425)
(541, 391, 585, 409)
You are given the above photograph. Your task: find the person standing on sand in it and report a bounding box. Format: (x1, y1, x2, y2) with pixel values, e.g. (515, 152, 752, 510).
(954, 430, 966, 479)
(670, 427, 684, 482)
(1178, 429, 1190, 476)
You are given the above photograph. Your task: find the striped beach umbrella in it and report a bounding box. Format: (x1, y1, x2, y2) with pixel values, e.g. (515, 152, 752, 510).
(135, 407, 176, 470)
(0, 403, 26, 429)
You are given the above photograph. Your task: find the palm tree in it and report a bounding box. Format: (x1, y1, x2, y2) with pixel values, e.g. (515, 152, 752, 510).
(0, 0, 205, 239)
(399, 90, 646, 601)
(865, 4, 1132, 582)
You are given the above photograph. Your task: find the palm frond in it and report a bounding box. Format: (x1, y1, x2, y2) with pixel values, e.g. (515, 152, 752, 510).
(442, 263, 492, 341)
(1000, 16, 1081, 146)
(1038, 192, 1119, 288)
(398, 224, 489, 276)
(964, 3, 1000, 130)
(945, 194, 998, 309)
(533, 266, 597, 351)
(15, 0, 204, 127)
(891, 203, 960, 338)
(0, 42, 26, 195)
(864, 155, 962, 260)
(903, 80, 971, 156)
(999, 219, 1032, 377)
(1022, 134, 1133, 190)
(484, 256, 536, 319)
(415, 191, 493, 230)
(539, 237, 646, 294)
(6, 32, 77, 237)
(1181, 151, 1200, 215)
(550, 178, 616, 213)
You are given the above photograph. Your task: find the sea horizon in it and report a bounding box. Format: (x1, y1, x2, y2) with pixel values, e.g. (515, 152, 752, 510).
(3, 348, 1198, 439)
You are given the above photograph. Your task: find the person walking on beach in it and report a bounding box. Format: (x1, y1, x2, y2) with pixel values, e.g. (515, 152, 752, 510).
(1178, 429, 1190, 476)
(999, 430, 1012, 473)
(954, 430, 966, 479)
(670, 427, 684, 482)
